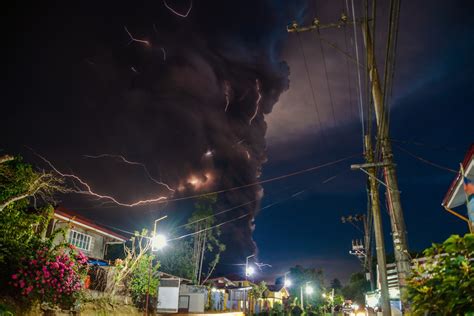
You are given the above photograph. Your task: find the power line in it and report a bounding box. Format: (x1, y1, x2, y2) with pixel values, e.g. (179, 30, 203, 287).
(393, 144, 458, 174)
(156, 153, 360, 204)
(71, 153, 359, 209)
(316, 29, 338, 128)
(390, 139, 460, 152)
(296, 32, 326, 139)
(348, 0, 366, 146)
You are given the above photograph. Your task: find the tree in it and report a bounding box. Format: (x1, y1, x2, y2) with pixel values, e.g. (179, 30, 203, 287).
(341, 272, 370, 304)
(186, 194, 226, 284)
(330, 278, 342, 290)
(0, 155, 66, 212)
(286, 265, 325, 308)
(110, 230, 151, 297)
(0, 155, 67, 295)
(129, 254, 160, 310)
(249, 281, 267, 314)
(159, 239, 194, 280)
(406, 234, 474, 315)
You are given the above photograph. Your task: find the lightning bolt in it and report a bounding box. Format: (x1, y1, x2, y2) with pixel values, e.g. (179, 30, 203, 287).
(249, 79, 262, 125)
(83, 154, 175, 192)
(37, 154, 170, 207)
(152, 24, 167, 61)
(254, 262, 272, 270)
(124, 26, 150, 47)
(223, 81, 231, 112)
(163, 0, 193, 18)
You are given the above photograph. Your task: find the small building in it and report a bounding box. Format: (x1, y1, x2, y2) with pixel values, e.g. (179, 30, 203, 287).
(157, 272, 209, 314)
(46, 207, 127, 261)
(262, 284, 289, 309)
(442, 144, 474, 231)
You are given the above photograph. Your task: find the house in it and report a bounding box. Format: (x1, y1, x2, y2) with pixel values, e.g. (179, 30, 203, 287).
(442, 144, 474, 231)
(157, 272, 209, 314)
(262, 284, 289, 309)
(46, 207, 127, 261)
(205, 277, 236, 311)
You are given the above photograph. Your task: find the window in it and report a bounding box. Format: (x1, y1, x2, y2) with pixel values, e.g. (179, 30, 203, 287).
(68, 230, 93, 251)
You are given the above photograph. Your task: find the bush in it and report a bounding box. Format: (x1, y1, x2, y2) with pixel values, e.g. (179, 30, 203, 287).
(9, 244, 88, 309)
(406, 234, 474, 315)
(129, 254, 160, 310)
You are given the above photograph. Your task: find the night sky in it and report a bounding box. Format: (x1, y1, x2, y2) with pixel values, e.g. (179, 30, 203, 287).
(3, 0, 473, 284)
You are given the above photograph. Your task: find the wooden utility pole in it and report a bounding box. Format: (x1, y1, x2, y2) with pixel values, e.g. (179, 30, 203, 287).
(362, 20, 411, 309)
(288, 16, 392, 315)
(361, 136, 391, 315)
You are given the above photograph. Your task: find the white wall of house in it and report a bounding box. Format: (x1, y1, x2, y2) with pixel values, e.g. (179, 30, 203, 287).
(52, 220, 108, 259)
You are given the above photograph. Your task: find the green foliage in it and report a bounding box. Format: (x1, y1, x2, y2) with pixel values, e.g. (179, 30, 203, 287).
(250, 281, 268, 300)
(270, 301, 283, 315)
(159, 239, 194, 280)
(406, 234, 474, 315)
(187, 194, 225, 283)
(0, 156, 66, 293)
(0, 156, 35, 202)
(341, 272, 370, 304)
(129, 254, 160, 309)
(287, 265, 325, 307)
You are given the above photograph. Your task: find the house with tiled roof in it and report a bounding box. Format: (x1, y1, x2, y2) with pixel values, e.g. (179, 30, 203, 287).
(46, 207, 128, 261)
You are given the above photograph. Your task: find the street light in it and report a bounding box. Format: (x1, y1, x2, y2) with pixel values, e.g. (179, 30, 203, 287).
(151, 234, 167, 251)
(244, 254, 255, 314)
(145, 215, 168, 316)
(300, 281, 312, 309)
(246, 265, 255, 277)
(284, 271, 292, 288)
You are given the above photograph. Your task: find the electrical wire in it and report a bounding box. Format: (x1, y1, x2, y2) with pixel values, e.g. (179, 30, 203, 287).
(348, 0, 366, 147)
(393, 144, 458, 174)
(390, 139, 460, 152)
(317, 29, 338, 128)
(296, 32, 326, 140)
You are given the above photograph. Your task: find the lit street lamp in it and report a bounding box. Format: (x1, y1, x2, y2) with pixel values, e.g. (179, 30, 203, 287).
(244, 254, 255, 314)
(300, 282, 313, 309)
(145, 215, 168, 316)
(284, 271, 292, 288)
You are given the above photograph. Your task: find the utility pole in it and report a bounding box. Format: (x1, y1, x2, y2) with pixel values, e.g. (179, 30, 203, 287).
(354, 137, 391, 316)
(288, 16, 392, 315)
(341, 213, 374, 291)
(362, 20, 411, 309)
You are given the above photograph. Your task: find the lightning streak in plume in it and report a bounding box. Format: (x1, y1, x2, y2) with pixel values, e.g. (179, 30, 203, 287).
(124, 26, 150, 46)
(249, 79, 262, 125)
(223, 81, 231, 112)
(163, 0, 193, 18)
(83, 154, 175, 192)
(152, 24, 167, 61)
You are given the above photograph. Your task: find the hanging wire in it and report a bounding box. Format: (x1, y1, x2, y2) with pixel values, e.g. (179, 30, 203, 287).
(296, 32, 326, 141)
(393, 144, 458, 174)
(317, 29, 338, 128)
(348, 0, 366, 147)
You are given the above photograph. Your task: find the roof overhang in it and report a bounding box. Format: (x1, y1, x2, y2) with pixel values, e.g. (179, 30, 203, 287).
(442, 144, 474, 208)
(54, 211, 127, 242)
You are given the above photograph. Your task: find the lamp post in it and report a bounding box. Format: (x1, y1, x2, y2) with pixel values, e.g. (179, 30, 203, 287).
(323, 289, 335, 315)
(300, 282, 313, 309)
(284, 271, 292, 288)
(244, 254, 255, 313)
(145, 215, 167, 316)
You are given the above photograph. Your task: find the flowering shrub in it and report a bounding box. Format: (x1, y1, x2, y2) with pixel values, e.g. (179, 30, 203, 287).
(10, 244, 88, 308)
